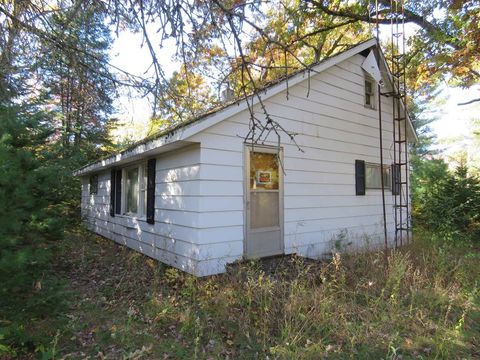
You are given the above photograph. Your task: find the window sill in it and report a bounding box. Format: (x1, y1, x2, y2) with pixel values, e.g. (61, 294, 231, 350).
(116, 214, 147, 222)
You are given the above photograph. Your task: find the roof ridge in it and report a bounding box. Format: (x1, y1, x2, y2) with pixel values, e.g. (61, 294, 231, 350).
(111, 37, 377, 153)
(75, 37, 378, 175)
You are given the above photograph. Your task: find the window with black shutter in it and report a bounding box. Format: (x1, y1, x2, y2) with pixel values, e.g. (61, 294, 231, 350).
(110, 169, 116, 217)
(356, 160, 394, 195)
(391, 164, 400, 195)
(115, 169, 122, 215)
(110, 161, 155, 220)
(355, 160, 366, 195)
(146, 158, 156, 224)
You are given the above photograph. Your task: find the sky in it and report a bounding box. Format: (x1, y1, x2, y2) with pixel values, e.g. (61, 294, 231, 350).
(429, 85, 479, 168)
(109, 27, 478, 151)
(109, 30, 177, 140)
(429, 85, 479, 140)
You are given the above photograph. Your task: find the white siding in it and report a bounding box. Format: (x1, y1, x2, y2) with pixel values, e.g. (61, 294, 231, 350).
(81, 144, 218, 276)
(82, 52, 411, 276)
(189, 53, 407, 264)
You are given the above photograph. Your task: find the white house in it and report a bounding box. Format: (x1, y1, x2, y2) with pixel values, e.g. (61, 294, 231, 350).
(74, 38, 416, 276)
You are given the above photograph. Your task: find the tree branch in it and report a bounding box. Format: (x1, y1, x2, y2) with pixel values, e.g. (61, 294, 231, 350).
(458, 98, 480, 106)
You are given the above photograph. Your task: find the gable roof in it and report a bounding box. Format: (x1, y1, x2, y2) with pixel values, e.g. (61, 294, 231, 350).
(74, 38, 416, 176)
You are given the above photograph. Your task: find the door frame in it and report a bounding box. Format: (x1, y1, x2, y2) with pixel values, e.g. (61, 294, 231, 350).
(243, 144, 284, 258)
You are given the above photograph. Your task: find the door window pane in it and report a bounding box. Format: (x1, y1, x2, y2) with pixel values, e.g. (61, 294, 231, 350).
(126, 167, 139, 214)
(250, 192, 279, 229)
(250, 152, 279, 190)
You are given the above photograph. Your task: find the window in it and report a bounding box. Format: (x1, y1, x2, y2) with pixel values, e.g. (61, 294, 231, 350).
(249, 151, 280, 229)
(124, 163, 147, 216)
(125, 167, 139, 214)
(141, 165, 148, 214)
(364, 78, 375, 109)
(110, 159, 156, 222)
(365, 163, 391, 190)
(89, 174, 98, 195)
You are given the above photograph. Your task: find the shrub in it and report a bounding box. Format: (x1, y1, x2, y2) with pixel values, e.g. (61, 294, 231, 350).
(413, 164, 480, 243)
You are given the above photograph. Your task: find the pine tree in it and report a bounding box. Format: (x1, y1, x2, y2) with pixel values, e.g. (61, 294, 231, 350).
(0, 100, 67, 355)
(38, 3, 116, 158)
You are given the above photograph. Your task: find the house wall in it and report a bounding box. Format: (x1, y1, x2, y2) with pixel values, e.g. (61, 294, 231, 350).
(81, 52, 410, 276)
(188, 53, 409, 269)
(81, 144, 214, 275)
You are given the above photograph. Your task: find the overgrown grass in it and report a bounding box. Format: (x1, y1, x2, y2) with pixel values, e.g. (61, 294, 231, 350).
(4, 228, 479, 359)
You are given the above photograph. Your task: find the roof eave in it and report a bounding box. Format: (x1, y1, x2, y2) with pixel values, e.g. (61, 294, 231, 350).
(74, 38, 380, 177)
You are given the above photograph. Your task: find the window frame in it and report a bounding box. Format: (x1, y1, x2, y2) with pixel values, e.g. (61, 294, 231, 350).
(365, 162, 391, 190)
(89, 174, 98, 195)
(364, 77, 376, 110)
(121, 162, 148, 218)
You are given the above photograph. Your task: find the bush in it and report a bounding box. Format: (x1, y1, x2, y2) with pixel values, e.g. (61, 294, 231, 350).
(413, 163, 480, 242)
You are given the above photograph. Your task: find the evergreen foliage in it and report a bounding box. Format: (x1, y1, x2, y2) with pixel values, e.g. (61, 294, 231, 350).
(0, 4, 117, 356)
(413, 163, 480, 243)
(0, 103, 67, 356)
(37, 4, 116, 150)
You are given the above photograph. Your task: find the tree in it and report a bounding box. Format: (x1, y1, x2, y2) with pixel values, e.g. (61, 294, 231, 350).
(0, 100, 68, 356)
(150, 65, 219, 132)
(414, 163, 480, 242)
(0, 1, 38, 102)
(225, 0, 370, 89)
(306, 1, 480, 97)
(1, 0, 478, 141)
(2, 1, 478, 102)
(37, 4, 117, 155)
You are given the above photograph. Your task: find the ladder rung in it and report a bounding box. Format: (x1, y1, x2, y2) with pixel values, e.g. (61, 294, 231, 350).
(394, 141, 407, 144)
(396, 227, 411, 231)
(394, 162, 407, 166)
(394, 117, 406, 121)
(380, 91, 396, 97)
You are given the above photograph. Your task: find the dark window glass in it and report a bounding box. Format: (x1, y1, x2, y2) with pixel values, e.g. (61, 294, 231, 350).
(89, 175, 98, 195)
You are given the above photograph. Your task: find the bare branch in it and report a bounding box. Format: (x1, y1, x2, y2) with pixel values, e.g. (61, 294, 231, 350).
(458, 98, 480, 106)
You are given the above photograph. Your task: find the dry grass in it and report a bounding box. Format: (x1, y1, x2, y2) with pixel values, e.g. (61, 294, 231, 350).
(30, 228, 480, 359)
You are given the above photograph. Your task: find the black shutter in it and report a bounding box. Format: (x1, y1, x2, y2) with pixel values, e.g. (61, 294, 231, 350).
(110, 169, 115, 217)
(392, 164, 400, 195)
(355, 160, 366, 195)
(146, 158, 156, 224)
(115, 170, 122, 214)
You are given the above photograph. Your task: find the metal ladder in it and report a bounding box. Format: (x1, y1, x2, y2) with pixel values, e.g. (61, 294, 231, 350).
(390, 0, 411, 247)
